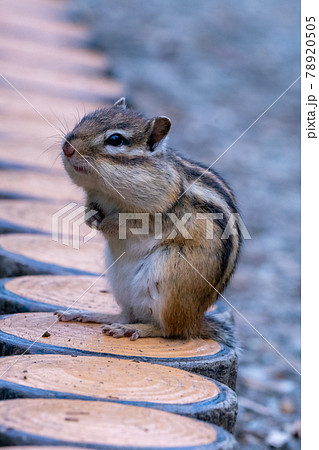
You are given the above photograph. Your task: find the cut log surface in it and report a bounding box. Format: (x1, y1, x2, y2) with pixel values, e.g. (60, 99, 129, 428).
(0, 88, 99, 127)
(0, 0, 66, 17)
(0, 99, 98, 171)
(0, 275, 230, 323)
(0, 199, 102, 238)
(0, 275, 114, 314)
(1, 448, 82, 450)
(0, 170, 82, 202)
(0, 36, 108, 76)
(0, 138, 60, 172)
(0, 312, 237, 389)
(0, 234, 104, 277)
(1, 61, 122, 102)
(0, 354, 237, 431)
(0, 398, 237, 449)
(0, 199, 76, 234)
(0, 0, 88, 39)
(0, 115, 56, 139)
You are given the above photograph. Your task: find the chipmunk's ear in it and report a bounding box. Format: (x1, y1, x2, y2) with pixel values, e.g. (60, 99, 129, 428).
(147, 117, 171, 151)
(112, 97, 126, 109)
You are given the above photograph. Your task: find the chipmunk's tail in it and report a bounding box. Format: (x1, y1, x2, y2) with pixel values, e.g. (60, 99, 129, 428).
(204, 314, 238, 351)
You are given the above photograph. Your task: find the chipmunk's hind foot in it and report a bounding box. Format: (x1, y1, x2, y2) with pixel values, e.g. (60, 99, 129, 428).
(102, 323, 163, 341)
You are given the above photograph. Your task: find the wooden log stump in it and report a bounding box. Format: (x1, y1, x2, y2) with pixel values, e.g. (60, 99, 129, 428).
(0, 139, 58, 172)
(1, 447, 81, 450)
(0, 275, 112, 314)
(1, 61, 122, 103)
(0, 398, 238, 449)
(0, 354, 237, 432)
(0, 200, 104, 247)
(0, 200, 95, 236)
(1, 36, 107, 76)
(0, 312, 237, 389)
(0, 234, 104, 277)
(0, 275, 232, 325)
(0, 136, 64, 171)
(0, 93, 98, 137)
(0, 99, 97, 172)
(0, 170, 82, 202)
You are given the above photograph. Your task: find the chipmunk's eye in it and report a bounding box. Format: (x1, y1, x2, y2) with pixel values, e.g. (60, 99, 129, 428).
(105, 133, 124, 147)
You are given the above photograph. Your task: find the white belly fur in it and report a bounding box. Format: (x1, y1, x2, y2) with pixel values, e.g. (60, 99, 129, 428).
(105, 236, 163, 324)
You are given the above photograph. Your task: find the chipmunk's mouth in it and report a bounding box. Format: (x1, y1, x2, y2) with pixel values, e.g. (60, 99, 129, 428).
(66, 159, 90, 174)
(62, 152, 92, 175)
(73, 164, 89, 173)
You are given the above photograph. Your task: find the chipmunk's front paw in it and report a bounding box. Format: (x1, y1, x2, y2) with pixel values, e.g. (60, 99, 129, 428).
(102, 323, 141, 341)
(54, 310, 100, 322)
(85, 203, 105, 230)
(86, 211, 104, 230)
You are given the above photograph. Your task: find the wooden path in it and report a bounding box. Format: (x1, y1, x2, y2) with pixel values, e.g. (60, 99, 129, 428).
(0, 0, 239, 448)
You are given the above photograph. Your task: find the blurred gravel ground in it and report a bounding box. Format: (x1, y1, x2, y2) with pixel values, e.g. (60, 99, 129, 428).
(67, 1, 301, 447)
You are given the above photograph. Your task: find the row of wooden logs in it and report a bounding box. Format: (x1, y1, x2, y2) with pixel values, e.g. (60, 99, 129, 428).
(0, 0, 239, 448)
(0, 277, 239, 448)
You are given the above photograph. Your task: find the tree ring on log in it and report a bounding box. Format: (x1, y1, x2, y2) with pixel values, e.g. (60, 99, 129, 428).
(0, 354, 237, 432)
(0, 312, 238, 389)
(0, 275, 232, 323)
(0, 234, 104, 277)
(0, 398, 238, 449)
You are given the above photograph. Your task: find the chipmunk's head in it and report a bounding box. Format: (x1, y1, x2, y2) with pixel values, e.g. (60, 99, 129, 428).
(62, 98, 171, 170)
(61, 99, 177, 208)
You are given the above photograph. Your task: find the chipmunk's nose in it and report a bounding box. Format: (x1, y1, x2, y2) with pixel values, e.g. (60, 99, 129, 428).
(62, 140, 75, 157)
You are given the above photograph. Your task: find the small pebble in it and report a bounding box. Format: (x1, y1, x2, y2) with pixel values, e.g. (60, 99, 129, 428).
(280, 399, 295, 414)
(266, 430, 290, 448)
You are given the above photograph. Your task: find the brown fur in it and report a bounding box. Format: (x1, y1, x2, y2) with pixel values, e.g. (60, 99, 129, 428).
(59, 99, 242, 346)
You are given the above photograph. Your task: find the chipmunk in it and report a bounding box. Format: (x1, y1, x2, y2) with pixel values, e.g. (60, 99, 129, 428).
(55, 98, 241, 348)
